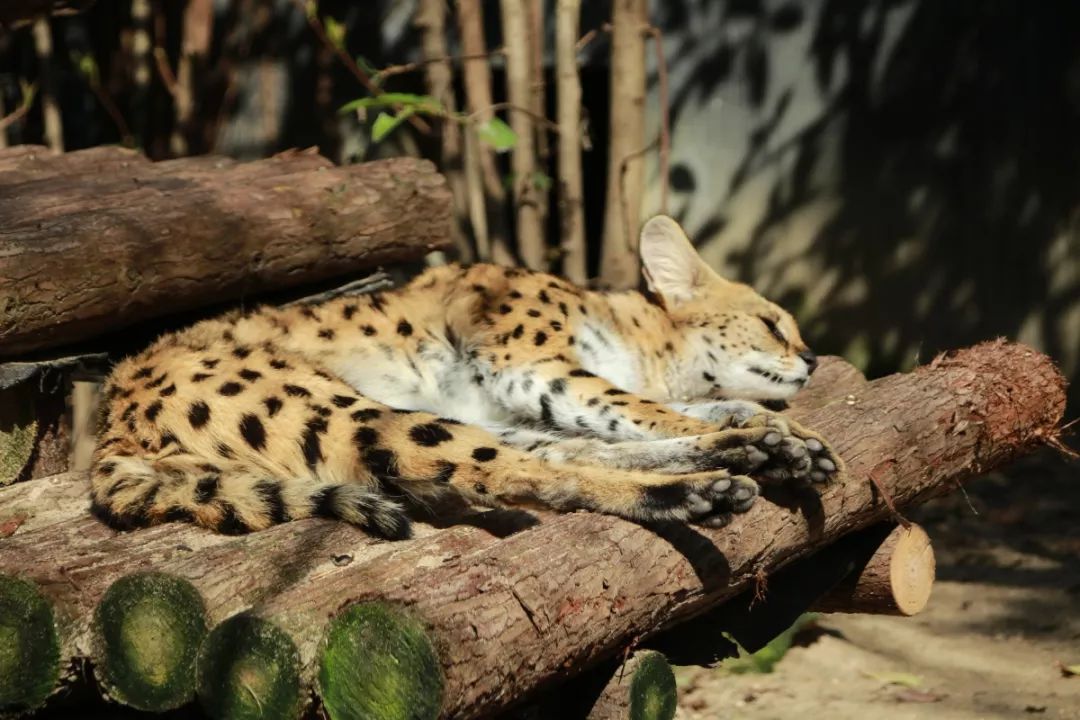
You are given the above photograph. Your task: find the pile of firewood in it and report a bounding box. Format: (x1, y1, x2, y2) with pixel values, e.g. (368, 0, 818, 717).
(0, 144, 1067, 720)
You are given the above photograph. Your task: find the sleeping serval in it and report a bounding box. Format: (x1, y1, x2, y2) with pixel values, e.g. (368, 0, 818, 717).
(90, 216, 843, 539)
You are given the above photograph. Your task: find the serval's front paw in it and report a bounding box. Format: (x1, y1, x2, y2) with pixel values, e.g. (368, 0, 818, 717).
(635, 471, 760, 527)
(743, 413, 842, 485)
(698, 411, 842, 485)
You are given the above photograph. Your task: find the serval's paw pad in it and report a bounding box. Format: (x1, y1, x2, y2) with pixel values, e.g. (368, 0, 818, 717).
(638, 472, 760, 527)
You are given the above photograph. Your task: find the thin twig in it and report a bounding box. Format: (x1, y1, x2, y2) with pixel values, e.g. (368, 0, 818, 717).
(575, 22, 612, 52)
(152, 46, 179, 99)
(467, 102, 562, 134)
(0, 84, 36, 133)
(292, 0, 430, 134)
(375, 48, 506, 83)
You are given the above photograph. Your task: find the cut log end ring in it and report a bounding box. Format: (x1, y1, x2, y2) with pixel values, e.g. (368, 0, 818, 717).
(197, 613, 301, 720)
(0, 574, 60, 714)
(93, 572, 208, 712)
(318, 601, 444, 720)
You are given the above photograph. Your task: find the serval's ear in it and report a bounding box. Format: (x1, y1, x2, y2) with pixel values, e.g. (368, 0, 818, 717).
(639, 215, 727, 306)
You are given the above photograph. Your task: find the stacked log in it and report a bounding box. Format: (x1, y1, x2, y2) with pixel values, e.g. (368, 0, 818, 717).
(0, 342, 1066, 719)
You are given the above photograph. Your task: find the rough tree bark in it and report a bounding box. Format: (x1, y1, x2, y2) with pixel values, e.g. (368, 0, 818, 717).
(0, 147, 452, 356)
(455, 0, 513, 265)
(599, 0, 647, 288)
(555, 0, 587, 284)
(415, 0, 472, 263)
(500, 0, 546, 270)
(0, 342, 1065, 718)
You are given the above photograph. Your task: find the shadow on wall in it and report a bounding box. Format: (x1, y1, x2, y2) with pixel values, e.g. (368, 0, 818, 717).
(658, 0, 1080, 409)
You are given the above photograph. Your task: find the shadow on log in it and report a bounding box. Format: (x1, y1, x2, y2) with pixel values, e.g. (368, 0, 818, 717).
(0, 342, 1067, 718)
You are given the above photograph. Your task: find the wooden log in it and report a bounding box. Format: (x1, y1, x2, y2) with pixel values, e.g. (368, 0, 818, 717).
(196, 613, 301, 720)
(511, 650, 678, 720)
(813, 523, 935, 616)
(318, 602, 444, 720)
(0, 575, 60, 715)
(0, 149, 452, 356)
(93, 572, 208, 711)
(0, 341, 1065, 717)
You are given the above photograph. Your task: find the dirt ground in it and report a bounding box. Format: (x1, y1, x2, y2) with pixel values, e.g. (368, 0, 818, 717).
(675, 450, 1080, 720)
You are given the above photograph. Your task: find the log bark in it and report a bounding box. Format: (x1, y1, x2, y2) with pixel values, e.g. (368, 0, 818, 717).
(813, 523, 935, 616)
(0, 341, 1066, 718)
(599, 0, 647, 289)
(0, 148, 452, 357)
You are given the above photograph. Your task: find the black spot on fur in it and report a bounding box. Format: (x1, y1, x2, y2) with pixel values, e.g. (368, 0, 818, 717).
(369, 293, 387, 314)
(392, 408, 416, 414)
(216, 442, 235, 459)
(343, 304, 358, 320)
(232, 346, 252, 359)
(498, 304, 512, 314)
(641, 482, 689, 510)
(550, 321, 563, 331)
(534, 331, 548, 346)
(363, 448, 398, 478)
(163, 506, 195, 524)
(608, 419, 619, 432)
(283, 384, 311, 398)
(97, 461, 117, 477)
(194, 473, 219, 503)
(361, 324, 377, 336)
(569, 369, 595, 378)
(239, 369, 263, 382)
(146, 373, 169, 389)
(703, 371, 716, 382)
(604, 388, 626, 396)
(216, 504, 250, 534)
(586, 397, 600, 407)
(549, 379, 567, 394)
(312, 485, 340, 518)
(133, 367, 154, 380)
(255, 481, 288, 524)
(310, 404, 332, 418)
(301, 423, 323, 469)
(159, 384, 176, 397)
(512, 324, 525, 339)
(538, 290, 551, 304)
(473, 483, 488, 495)
(218, 382, 244, 397)
(192, 373, 212, 382)
(397, 320, 413, 337)
(409, 423, 454, 447)
(263, 397, 283, 417)
(354, 426, 379, 447)
(201, 359, 220, 369)
(351, 408, 383, 422)
(472, 447, 498, 462)
(188, 401, 211, 428)
(559, 302, 569, 317)
(318, 328, 335, 340)
(239, 414, 267, 450)
(331, 394, 356, 408)
(433, 461, 457, 484)
(269, 358, 290, 370)
(540, 394, 555, 427)
(121, 402, 139, 421)
(144, 401, 163, 422)
(160, 432, 178, 446)
(509, 290, 523, 299)
(527, 309, 542, 318)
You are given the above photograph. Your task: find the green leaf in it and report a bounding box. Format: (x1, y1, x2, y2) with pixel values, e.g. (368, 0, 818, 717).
(863, 671, 923, 688)
(71, 52, 100, 86)
(477, 117, 517, 152)
(370, 109, 414, 143)
(339, 93, 443, 115)
(324, 16, 346, 51)
(530, 171, 553, 192)
(304, 0, 317, 20)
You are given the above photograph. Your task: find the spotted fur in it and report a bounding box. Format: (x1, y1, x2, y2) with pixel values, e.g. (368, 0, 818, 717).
(90, 216, 843, 538)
